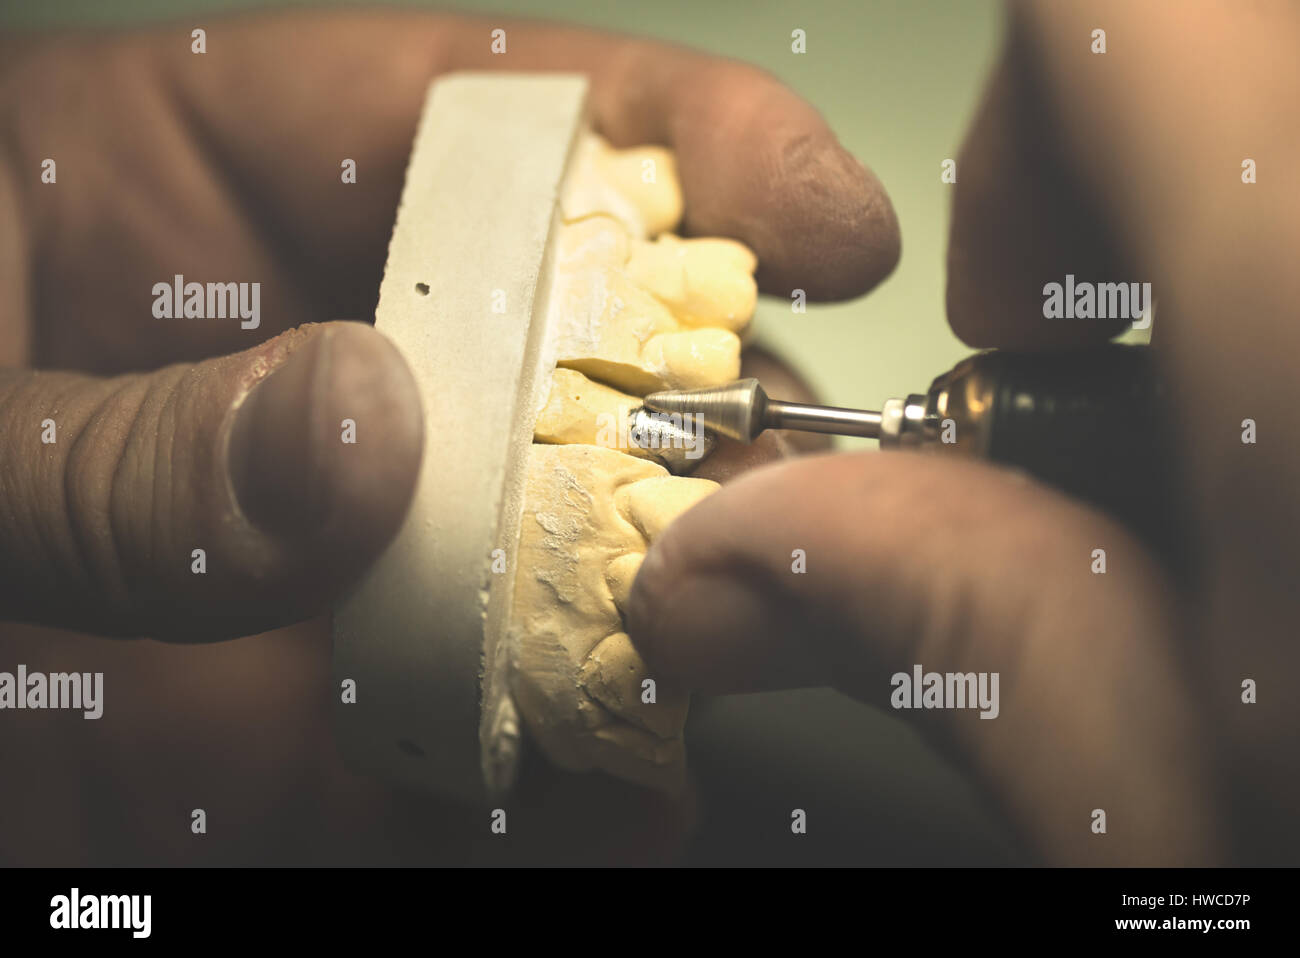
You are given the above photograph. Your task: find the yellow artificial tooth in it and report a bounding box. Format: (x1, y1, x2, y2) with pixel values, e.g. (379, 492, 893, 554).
(534, 369, 653, 458)
(555, 214, 630, 270)
(682, 236, 758, 274)
(579, 632, 688, 738)
(589, 136, 683, 237)
(640, 327, 742, 389)
(619, 474, 718, 542)
(604, 552, 644, 611)
(626, 234, 758, 331)
(552, 268, 682, 394)
(623, 236, 688, 304)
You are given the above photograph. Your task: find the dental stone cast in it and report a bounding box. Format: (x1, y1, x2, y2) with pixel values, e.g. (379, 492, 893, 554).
(331, 76, 759, 800)
(547, 138, 758, 394)
(507, 137, 759, 790)
(509, 444, 714, 790)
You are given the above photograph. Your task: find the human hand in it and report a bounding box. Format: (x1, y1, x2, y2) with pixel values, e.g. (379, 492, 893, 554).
(0, 10, 895, 865)
(0, 10, 896, 640)
(628, 0, 1300, 865)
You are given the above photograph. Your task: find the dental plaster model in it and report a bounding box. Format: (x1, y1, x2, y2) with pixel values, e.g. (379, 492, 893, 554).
(332, 75, 756, 801)
(508, 132, 758, 791)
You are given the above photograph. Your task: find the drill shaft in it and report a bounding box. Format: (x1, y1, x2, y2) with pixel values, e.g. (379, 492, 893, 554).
(643, 378, 882, 443)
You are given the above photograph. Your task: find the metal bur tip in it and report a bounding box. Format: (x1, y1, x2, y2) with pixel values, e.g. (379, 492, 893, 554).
(643, 378, 768, 443)
(627, 407, 717, 474)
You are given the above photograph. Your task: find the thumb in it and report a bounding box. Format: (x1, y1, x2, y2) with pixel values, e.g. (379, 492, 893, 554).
(626, 451, 1221, 864)
(0, 322, 422, 640)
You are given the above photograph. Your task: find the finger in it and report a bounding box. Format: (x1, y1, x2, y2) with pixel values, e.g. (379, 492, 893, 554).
(0, 321, 422, 639)
(626, 452, 1220, 864)
(691, 432, 793, 484)
(945, 32, 1132, 349)
(217, 11, 898, 300)
(12, 9, 896, 365)
(567, 36, 901, 300)
(1010, 0, 1300, 864)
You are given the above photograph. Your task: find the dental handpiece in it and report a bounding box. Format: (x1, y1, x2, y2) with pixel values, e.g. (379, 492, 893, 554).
(644, 344, 1186, 563)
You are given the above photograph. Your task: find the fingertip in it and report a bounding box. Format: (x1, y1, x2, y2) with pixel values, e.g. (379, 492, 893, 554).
(628, 54, 900, 301)
(312, 322, 425, 551)
(227, 322, 423, 556)
(624, 526, 673, 663)
(625, 463, 830, 694)
(943, 49, 1134, 350)
(628, 557, 816, 695)
(945, 239, 1130, 351)
(689, 431, 792, 482)
(739, 137, 901, 301)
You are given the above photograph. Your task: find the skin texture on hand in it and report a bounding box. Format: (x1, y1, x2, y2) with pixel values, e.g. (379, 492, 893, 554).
(0, 10, 897, 639)
(0, 11, 892, 864)
(630, 0, 1300, 865)
(0, 323, 423, 639)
